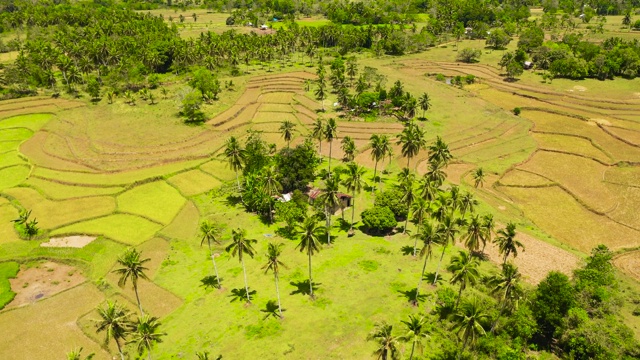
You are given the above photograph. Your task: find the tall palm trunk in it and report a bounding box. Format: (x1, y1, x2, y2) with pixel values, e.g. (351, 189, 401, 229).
(409, 341, 416, 360)
(134, 283, 144, 316)
(235, 169, 240, 191)
(412, 216, 422, 256)
(373, 160, 378, 190)
(432, 243, 448, 286)
(491, 294, 509, 333)
(455, 282, 464, 309)
(308, 250, 314, 297)
(328, 140, 333, 175)
(403, 203, 411, 234)
(115, 339, 125, 360)
(241, 258, 251, 303)
(274, 272, 283, 317)
(208, 242, 221, 288)
(416, 251, 429, 304)
(407, 155, 411, 169)
(318, 139, 322, 154)
(326, 209, 332, 245)
(350, 191, 356, 232)
(457, 336, 469, 360)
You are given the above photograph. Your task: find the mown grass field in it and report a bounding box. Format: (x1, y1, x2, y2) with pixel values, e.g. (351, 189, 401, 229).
(0, 20, 640, 358)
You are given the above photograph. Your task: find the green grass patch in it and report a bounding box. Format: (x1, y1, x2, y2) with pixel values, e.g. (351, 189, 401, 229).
(0, 165, 29, 191)
(159, 201, 199, 241)
(0, 114, 53, 131)
(24, 178, 124, 200)
(50, 214, 163, 245)
(0, 151, 24, 169)
(167, 170, 221, 197)
(0, 128, 33, 141)
(0, 261, 19, 309)
(117, 181, 185, 224)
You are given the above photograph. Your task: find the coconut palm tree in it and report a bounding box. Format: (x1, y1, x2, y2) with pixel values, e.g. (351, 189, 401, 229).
(432, 213, 459, 286)
(481, 214, 495, 254)
(66, 348, 94, 360)
(318, 176, 341, 245)
(427, 136, 453, 168)
(459, 192, 478, 218)
(451, 298, 488, 358)
(367, 322, 400, 360)
(396, 122, 427, 169)
(369, 134, 392, 187)
(494, 222, 524, 265)
(473, 168, 485, 188)
(199, 220, 223, 289)
(279, 120, 296, 148)
(127, 315, 165, 360)
(398, 171, 416, 234)
(399, 315, 429, 360)
(448, 250, 481, 308)
(222, 136, 246, 190)
(414, 222, 444, 304)
(315, 75, 327, 111)
(324, 118, 338, 175)
(410, 197, 430, 256)
(342, 162, 366, 233)
(225, 228, 257, 303)
(262, 242, 286, 318)
(296, 215, 323, 297)
(464, 215, 484, 254)
(418, 92, 431, 119)
(95, 301, 131, 360)
(258, 165, 282, 223)
(489, 263, 521, 333)
(112, 248, 150, 315)
(341, 136, 356, 162)
(312, 118, 325, 153)
(425, 161, 447, 188)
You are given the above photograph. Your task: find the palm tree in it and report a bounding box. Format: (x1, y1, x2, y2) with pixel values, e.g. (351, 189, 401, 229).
(341, 136, 356, 162)
(398, 172, 416, 234)
(464, 215, 484, 254)
(370, 134, 392, 188)
(414, 222, 444, 304)
(447, 250, 481, 308)
(367, 322, 400, 360)
(279, 120, 296, 148)
(127, 315, 165, 360)
(432, 213, 459, 286)
(225, 228, 257, 303)
(199, 221, 223, 289)
(473, 168, 485, 188)
(315, 76, 327, 111)
(399, 315, 429, 360)
(95, 301, 131, 360)
(410, 197, 430, 256)
(425, 161, 447, 187)
(427, 136, 453, 168)
(296, 215, 323, 297)
(112, 248, 150, 315)
(258, 165, 282, 223)
(459, 192, 477, 218)
(489, 263, 521, 333)
(342, 162, 365, 233)
(312, 118, 325, 153)
(451, 298, 488, 358)
(418, 92, 431, 119)
(396, 122, 426, 169)
(262, 242, 286, 318)
(66, 348, 94, 360)
(480, 214, 495, 254)
(324, 118, 338, 174)
(222, 136, 246, 190)
(318, 176, 341, 245)
(494, 223, 524, 265)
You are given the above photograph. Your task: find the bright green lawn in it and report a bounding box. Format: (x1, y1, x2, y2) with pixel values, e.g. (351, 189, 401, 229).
(117, 181, 186, 224)
(50, 214, 164, 245)
(0, 261, 19, 309)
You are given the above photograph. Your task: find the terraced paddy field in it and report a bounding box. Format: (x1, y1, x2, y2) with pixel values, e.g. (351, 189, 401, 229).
(1, 58, 640, 358)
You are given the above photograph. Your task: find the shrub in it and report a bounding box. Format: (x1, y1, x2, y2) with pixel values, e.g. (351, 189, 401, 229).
(465, 74, 476, 84)
(361, 206, 397, 235)
(374, 188, 408, 219)
(456, 48, 482, 63)
(513, 107, 521, 115)
(435, 73, 446, 82)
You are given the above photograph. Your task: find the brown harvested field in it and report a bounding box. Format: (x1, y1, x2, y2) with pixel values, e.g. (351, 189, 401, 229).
(257, 92, 295, 103)
(531, 133, 614, 164)
(484, 230, 581, 284)
(498, 169, 555, 187)
(613, 251, 640, 282)
(7, 261, 86, 308)
(252, 111, 298, 123)
(258, 103, 296, 112)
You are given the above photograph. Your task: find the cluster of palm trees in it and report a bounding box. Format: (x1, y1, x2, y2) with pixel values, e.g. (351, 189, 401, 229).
(93, 248, 165, 360)
(368, 315, 429, 360)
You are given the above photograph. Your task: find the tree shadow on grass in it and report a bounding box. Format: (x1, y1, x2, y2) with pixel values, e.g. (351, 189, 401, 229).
(336, 218, 351, 232)
(398, 288, 427, 305)
(229, 287, 256, 303)
(224, 194, 243, 207)
(422, 272, 445, 286)
(261, 300, 284, 320)
(200, 275, 222, 290)
(401, 245, 417, 256)
(289, 280, 320, 296)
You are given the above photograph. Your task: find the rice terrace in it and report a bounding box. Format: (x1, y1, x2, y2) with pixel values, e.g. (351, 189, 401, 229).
(1, 1, 640, 359)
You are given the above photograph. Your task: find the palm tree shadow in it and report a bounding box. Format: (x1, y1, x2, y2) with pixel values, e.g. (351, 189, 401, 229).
(224, 194, 243, 207)
(337, 218, 351, 232)
(261, 300, 285, 320)
(423, 272, 444, 286)
(401, 245, 416, 256)
(229, 287, 256, 303)
(200, 275, 222, 290)
(289, 280, 320, 296)
(398, 288, 427, 304)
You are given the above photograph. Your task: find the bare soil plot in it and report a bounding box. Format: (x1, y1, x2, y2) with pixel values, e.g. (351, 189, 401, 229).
(41, 235, 97, 248)
(6, 261, 86, 308)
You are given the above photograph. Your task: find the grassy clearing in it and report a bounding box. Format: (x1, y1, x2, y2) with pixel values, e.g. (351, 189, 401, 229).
(0, 151, 23, 168)
(0, 204, 20, 244)
(0, 262, 19, 309)
(0, 114, 53, 131)
(3, 187, 116, 230)
(50, 214, 163, 245)
(160, 201, 200, 241)
(499, 169, 555, 187)
(532, 133, 614, 164)
(117, 181, 185, 224)
(24, 178, 124, 200)
(168, 170, 221, 197)
(0, 165, 29, 191)
(199, 159, 237, 182)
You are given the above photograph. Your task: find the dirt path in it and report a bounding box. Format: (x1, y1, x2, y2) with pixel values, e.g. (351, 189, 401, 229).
(7, 261, 85, 308)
